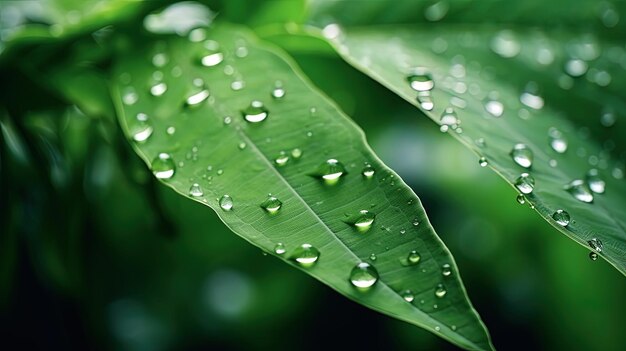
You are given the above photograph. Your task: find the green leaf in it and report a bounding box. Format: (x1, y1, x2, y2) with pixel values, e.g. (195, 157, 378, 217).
(112, 22, 493, 350)
(307, 2, 626, 274)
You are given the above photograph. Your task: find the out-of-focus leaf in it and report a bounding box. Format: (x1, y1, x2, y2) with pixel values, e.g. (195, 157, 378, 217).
(112, 22, 493, 350)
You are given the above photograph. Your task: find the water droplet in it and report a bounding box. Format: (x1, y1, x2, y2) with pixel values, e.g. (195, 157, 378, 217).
(491, 30, 521, 58)
(291, 148, 302, 159)
(188, 28, 206, 42)
(261, 195, 282, 214)
(238, 142, 247, 150)
(219, 195, 233, 211)
(515, 173, 535, 194)
(586, 169, 605, 194)
(131, 113, 153, 142)
(407, 68, 434, 91)
(510, 143, 533, 168)
(369, 253, 377, 261)
(441, 263, 451, 276)
(402, 290, 415, 302)
(440, 106, 458, 127)
(122, 87, 138, 105)
(274, 243, 286, 255)
(150, 82, 167, 97)
(417, 92, 434, 111)
(475, 138, 486, 148)
(292, 243, 320, 266)
(589, 252, 598, 261)
(600, 110, 616, 127)
(189, 183, 203, 197)
(349, 262, 379, 289)
(424, 1, 449, 21)
(552, 209, 570, 227)
(434, 284, 447, 298)
(231, 80, 244, 91)
(312, 159, 346, 184)
(565, 59, 588, 77)
(242, 100, 268, 123)
(322, 23, 342, 40)
(479, 156, 488, 167)
(362, 164, 375, 178)
(271, 81, 286, 99)
(520, 84, 544, 110)
(565, 179, 593, 203)
(345, 210, 376, 232)
(407, 250, 421, 265)
(484, 99, 504, 117)
(516, 194, 526, 204)
(186, 88, 209, 106)
(166, 126, 176, 135)
(274, 151, 289, 166)
(412, 219, 420, 226)
(223, 116, 232, 125)
(152, 52, 168, 67)
(549, 128, 568, 153)
(152, 153, 176, 179)
(588, 238, 603, 253)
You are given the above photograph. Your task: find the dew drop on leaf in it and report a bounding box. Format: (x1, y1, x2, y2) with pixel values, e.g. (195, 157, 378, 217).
(122, 87, 138, 105)
(417, 91, 434, 111)
(441, 263, 452, 276)
(407, 68, 434, 91)
(491, 30, 521, 58)
(185, 88, 209, 106)
(150, 82, 167, 97)
(152, 153, 176, 179)
(589, 252, 598, 261)
(484, 99, 504, 117)
(515, 173, 535, 194)
(511, 143, 533, 168)
(345, 210, 376, 232)
(516, 194, 526, 204)
(435, 284, 447, 298)
(292, 243, 320, 266)
(479, 156, 488, 167)
(131, 113, 153, 142)
(189, 183, 203, 197)
(586, 169, 605, 194)
(274, 151, 289, 166)
(440, 106, 458, 128)
(565, 179, 594, 203)
(588, 238, 603, 253)
(349, 262, 379, 289)
(261, 195, 282, 214)
(549, 128, 568, 153)
(242, 100, 269, 123)
(402, 290, 415, 302)
(564, 59, 588, 77)
(274, 242, 286, 255)
(219, 195, 233, 211)
(312, 159, 346, 184)
(362, 164, 375, 178)
(407, 250, 421, 265)
(552, 209, 570, 227)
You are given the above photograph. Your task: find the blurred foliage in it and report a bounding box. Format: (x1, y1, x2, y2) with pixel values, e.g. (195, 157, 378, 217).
(1, 1, 625, 351)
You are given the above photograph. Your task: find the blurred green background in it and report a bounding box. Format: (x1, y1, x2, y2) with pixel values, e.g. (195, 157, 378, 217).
(1, 1, 625, 350)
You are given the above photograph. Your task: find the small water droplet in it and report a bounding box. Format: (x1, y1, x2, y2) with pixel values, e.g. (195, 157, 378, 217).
(440, 106, 458, 128)
(516, 194, 526, 204)
(549, 128, 568, 153)
(407, 250, 421, 265)
(122, 87, 138, 105)
(131, 113, 154, 142)
(152, 153, 176, 179)
(349, 262, 379, 289)
(238, 142, 247, 150)
(588, 238, 603, 253)
(186, 88, 209, 106)
(412, 219, 420, 226)
(188, 28, 206, 42)
(424, 1, 449, 21)
(201, 51, 223, 67)
(520, 84, 544, 110)
(189, 183, 203, 197)
(362, 164, 375, 178)
(271, 81, 285, 99)
(565, 59, 588, 77)
(417, 91, 434, 111)
(479, 156, 488, 167)
(152, 52, 168, 67)
(600, 110, 616, 127)
(484, 99, 504, 117)
(515, 173, 535, 194)
(242, 100, 269, 123)
(435, 284, 447, 298)
(166, 126, 176, 135)
(589, 252, 598, 261)
(274, 242, 286, 255)
(345, 210, 376, 232)
(407, 68, 434, 91)
(586, 169, 605, 194)
(150, 82, 167, 97)
(291, 148, 302, 159)
(223, 116, 232, 125)
(261, 195, 282, 214)
(511, 143, 533, 168)
(565, 179, 593, 203)
(475, 138, 486, 148)
(292, 243, 320, 266)
(402, 290, 415, 302)
(552, 209, 570, 227)
(275, 151, 289, 166)
(491, 30, 521, 58)
(217, 169, 223, 175)
(369, 253, 377, 261)
(312, 159, 346, 184)
(441, 263, 451, 276)
(434, 325, 441, 331)
(219, 195, 233, 211)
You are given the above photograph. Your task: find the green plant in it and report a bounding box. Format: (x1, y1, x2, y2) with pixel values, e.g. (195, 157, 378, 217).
(1, 1, 624, 350)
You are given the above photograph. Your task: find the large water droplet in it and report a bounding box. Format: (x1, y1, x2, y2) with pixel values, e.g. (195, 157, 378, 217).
(565, 179, 594, 203)
(434, 284, 447, 298)
(549, 128, 568, 153)
(242, 100, 268, 123)
(131, 113, 153, 142)
(219, 195, 233, 211)
(407, 68, 434, 91)
(349, 262, 379, 289)
(511, 143, 533, 168)
(407, 250, 421, 265)
(345, 210, 376, 232)
(588, 238, 603, 253)
(274, 242, 286, 255)
(586, 169, 605, 194)
(552, 209, 570, 227)
(261, 195, 282, 214)
(441, 263, 452, 277)
(189, 183, 203, 197)
(402, 290, 415, 302)
(292, 243, 320, 266)
(312, 159, 346, 184)
(152, 153, 176, 179)
(362, 164, 375, 178)
(515, 173, 535, 194)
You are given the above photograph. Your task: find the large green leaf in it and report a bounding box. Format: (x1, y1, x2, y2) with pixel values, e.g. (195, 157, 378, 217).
(111, 22, 493, 350)
(306, 1, 626, 275)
